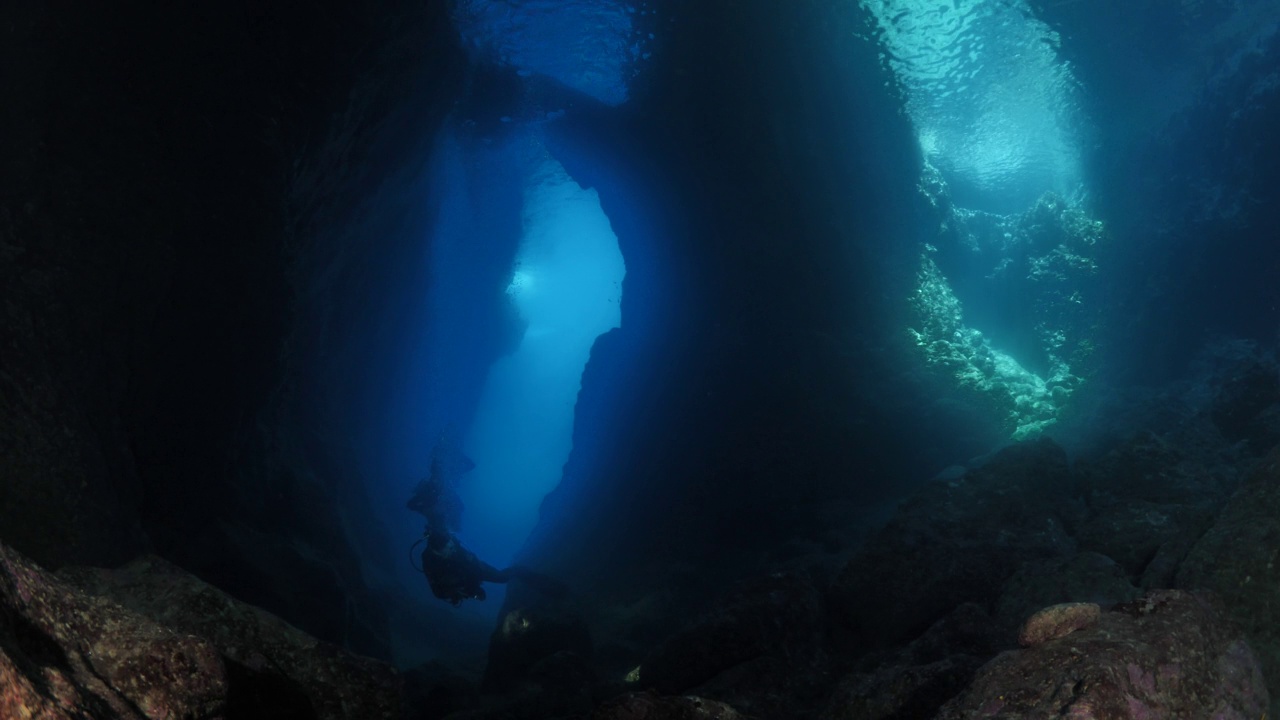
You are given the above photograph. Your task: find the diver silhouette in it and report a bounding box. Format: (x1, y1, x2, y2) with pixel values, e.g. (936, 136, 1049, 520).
(408, 438, 566, 606)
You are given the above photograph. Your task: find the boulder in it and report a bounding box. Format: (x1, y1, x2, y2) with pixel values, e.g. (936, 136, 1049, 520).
(820, 655, 983, 720)
(831, 439, 1078, 647)
(482, 602, 594, 694)
(401, 661, 478, 720)
(993, 551, 1140, 642)
(59, 553, 401, 720)
(1209, 358, 1280, 453)
(1137, 513, 1215, 590)
(592, 691, 745, 720)
(0, 541, 226, 719)
(638, 571, 823, 695)
(1076, 428, 1235, 509)
(819, 603, 1000, 720)
(1074, 501, 1201, 578)
(935, 590, 1269, 719)
(1178, 445, 1280, 717)
(897, 602, 1005, 666)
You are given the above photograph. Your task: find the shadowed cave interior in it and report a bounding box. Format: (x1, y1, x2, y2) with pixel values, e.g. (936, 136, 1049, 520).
(3, 1, 1280, 718)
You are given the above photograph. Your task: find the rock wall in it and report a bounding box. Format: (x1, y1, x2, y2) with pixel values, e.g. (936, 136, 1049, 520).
(522, 0, 933, 605)
(0, 0, 463, 659)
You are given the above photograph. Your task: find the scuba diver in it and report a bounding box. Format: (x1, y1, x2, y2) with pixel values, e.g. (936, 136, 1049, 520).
(419, 526, 507, 605)
(408, 437, 566, 606)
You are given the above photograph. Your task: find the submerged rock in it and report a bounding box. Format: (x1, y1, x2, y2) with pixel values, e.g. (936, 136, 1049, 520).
(0, 541, 227, 719)
(639, 571, 823, 695)
(1209, 357, 1280, 453)
(821, 654, 983, 720)
(482, 602, 594, 694)
(592, 691, 745, 720)
(58, 553, 402, 719)
(1016, 602, 1101, 647)
(1178, 445, 1280, 717)
(1073, 428, 1234, 584)
(402, 661, 479, 720)
(830, 439, 1077, 648)
(935, 590, 1268, 719)
(1076, 428, 1235, 508)
(993, 551, 1140, 643)
(820, 603, 996, 720)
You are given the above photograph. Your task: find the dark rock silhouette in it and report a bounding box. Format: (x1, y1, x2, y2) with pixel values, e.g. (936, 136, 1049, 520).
(830, 438, 1077, 648)
(3, 1, 1280, 718)
(1179, 446, 1280, 717)
(592, 692, 745, 720)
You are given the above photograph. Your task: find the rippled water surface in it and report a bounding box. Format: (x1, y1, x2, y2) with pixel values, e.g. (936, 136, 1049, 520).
(453, 0, 652, 106)
(862, 0, 1084, 209)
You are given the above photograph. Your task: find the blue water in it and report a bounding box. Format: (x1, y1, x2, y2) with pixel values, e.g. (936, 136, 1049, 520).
(383, 0, 1280, 664)
(861, 0, 1084, 213)
(458, 152, 624, 568)
(452, 0, 653, 106)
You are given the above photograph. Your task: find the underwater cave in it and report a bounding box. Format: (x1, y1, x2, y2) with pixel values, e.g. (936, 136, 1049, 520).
(4, 0, 1280, 718)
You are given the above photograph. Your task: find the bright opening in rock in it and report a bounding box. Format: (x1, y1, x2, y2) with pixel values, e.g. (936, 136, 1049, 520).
(860, 0, 1102, 437)
(458, 153, 625, 569)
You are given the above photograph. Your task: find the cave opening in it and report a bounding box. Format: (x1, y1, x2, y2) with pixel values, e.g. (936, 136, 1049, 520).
(456, 147, 625, 570)
(863, 0, 1103, 439)
(6, 0, 1280, 716)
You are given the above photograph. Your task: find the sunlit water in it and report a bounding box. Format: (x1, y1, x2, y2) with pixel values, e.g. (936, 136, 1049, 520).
(460, 151, 625, 568)
(452, 0, 654, 106)
(862, 0, 1084, 211)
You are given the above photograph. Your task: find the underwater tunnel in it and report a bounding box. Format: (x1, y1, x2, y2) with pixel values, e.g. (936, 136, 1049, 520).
(5, 0, 1280, 716)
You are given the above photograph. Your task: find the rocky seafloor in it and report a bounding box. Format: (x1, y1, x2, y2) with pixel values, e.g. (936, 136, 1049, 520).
(5, 352, 1280, 720)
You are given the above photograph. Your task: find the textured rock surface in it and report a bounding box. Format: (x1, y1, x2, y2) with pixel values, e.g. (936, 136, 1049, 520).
(1017, 602, 1101, 647)
(0, 541, 227, 719)
(1077, 428, 1237, 508)
(831, 439, 1078, 647)
(821, 655, 983, 720)
(483, 603, 594, 694)
(897, 602, 1006, 667)
(1074, 501, 1200, 577)
(592, 691, 746, 720)
(402, 661, 479, 720)
(1209, 357, 1280, 452)
(1073, 429, 1234, 582)
(640, 572, 824, 695)
(59, 553, 401, 720)
(935, 590, 1268, 719)
(993, 552, 1139, 642)
(819, 602, 999, 720)
(1178, 445, 1280, 717)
